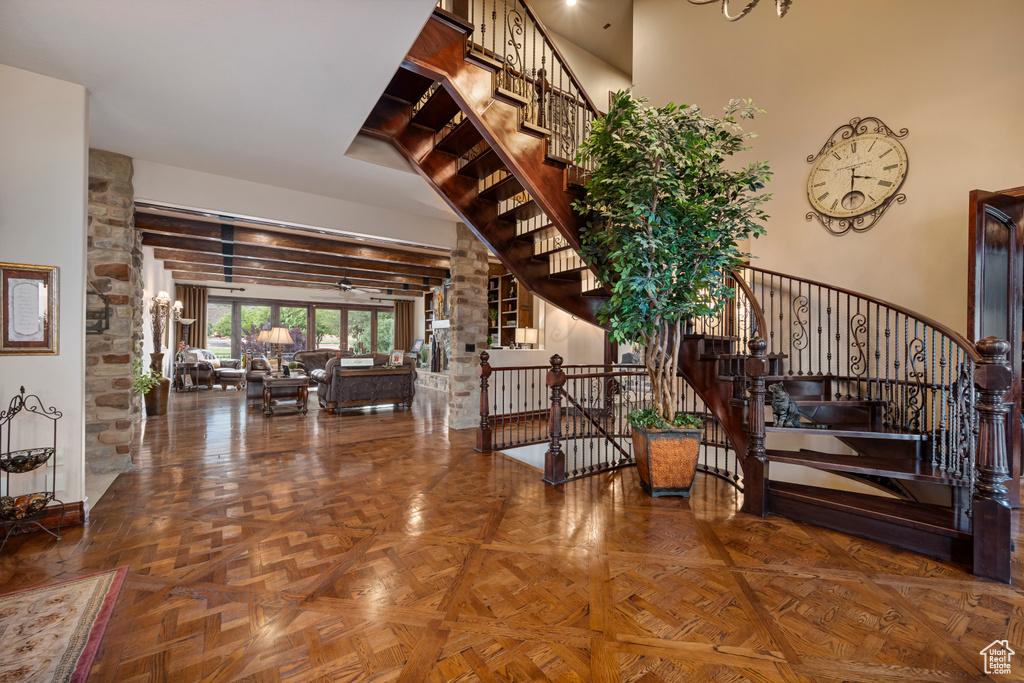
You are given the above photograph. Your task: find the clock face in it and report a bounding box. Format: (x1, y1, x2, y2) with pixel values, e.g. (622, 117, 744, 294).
(807, 133, 908, 218)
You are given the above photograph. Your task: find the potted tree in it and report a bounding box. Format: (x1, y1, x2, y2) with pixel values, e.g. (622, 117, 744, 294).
(574, 91, 771, 497)
(133, 342, 166, 416)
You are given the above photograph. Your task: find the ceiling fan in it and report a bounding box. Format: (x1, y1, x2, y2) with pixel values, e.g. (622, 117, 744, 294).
(335, 278, 375, 294)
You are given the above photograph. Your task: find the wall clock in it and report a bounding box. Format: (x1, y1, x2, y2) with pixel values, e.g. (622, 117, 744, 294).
(805, 116, 908, 236)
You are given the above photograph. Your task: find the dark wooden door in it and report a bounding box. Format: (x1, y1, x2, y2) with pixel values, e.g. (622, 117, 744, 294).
(968, 187, 1024, 506)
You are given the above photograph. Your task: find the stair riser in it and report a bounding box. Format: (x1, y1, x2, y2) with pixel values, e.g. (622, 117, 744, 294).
(768, 496, 972, 566)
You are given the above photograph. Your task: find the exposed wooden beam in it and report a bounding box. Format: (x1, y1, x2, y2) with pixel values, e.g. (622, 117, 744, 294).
(154, 250, 443, 285)
(170, 271, 430, 293)
(137, 213, 450, 269)
(163, 261, 435, 289)
(144, 238, 448, 278)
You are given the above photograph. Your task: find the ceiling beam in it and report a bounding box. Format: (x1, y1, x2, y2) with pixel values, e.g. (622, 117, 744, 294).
(170, 270, 430, 292)
(154, 250, 443, 285)
(137, 213, 450, 269)
(144, 238, 448, 278)
(163, 261, 434, 289)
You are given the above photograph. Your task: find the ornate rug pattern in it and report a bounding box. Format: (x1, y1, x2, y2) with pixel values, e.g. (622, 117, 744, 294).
(0, 567, 127, 682)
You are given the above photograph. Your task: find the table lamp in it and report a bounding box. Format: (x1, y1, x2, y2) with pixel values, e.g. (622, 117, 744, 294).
(265, 326, 294, 370)
(514, 327, 539, 349)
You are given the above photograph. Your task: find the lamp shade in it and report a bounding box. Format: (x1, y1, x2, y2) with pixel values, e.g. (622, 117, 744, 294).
(265, 326, 294, 346)
(256, 329, 272, 343)
(515, 328, 539, 344)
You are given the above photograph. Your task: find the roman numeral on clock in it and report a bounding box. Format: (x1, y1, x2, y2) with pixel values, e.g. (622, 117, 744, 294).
(831, 199, 839, 211)
(818, 192, 830, 201)
(813, 182, 826, 187)
(851, 142, 857, 154)
(831, 151, 841, 160)
(879, 149, 892, 158)
(883, 164, 898, 170)
(878, 180, 893, 187)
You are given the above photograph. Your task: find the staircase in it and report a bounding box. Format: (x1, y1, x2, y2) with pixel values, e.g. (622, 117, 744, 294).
(364, 1, 1014, 582)
(360, 2, 605, 326)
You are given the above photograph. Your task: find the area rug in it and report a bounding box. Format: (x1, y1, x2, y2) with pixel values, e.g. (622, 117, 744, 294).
(0, 566, 127, 682)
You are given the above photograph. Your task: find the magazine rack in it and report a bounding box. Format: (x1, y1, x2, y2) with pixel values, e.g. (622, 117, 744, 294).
(0, 386, 65, 551)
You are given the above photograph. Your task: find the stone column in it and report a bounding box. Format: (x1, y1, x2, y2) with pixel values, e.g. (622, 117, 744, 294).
(85, 149, 142, 473)
(447, 223, 490, 429)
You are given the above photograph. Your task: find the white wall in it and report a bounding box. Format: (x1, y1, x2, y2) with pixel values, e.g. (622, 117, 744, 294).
(133, 160, 459, 250)
(0, 64, 88, 504)
(549, 30, 632, 110)
(141, 246, 176, 377)
(633, 0, 1024, 334)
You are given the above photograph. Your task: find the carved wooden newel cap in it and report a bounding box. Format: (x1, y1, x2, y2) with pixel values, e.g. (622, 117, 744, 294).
(975, 336, 1012, 393)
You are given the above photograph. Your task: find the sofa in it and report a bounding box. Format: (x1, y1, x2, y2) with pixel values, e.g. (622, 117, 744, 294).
(310, 353, 416, 414)
(176, 347, 240, 390)
(292, 348, 353, 375)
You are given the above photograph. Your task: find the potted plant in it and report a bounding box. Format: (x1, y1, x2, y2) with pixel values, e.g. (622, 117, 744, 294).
(574, 90, 771, 497)
(133, 343, 167, 416)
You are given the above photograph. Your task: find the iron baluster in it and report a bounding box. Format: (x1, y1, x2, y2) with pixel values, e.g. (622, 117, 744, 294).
(826, 288, 833, 376)
(816, 284, 822, 375)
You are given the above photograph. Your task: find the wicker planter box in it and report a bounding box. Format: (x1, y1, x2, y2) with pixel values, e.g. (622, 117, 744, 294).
(631, 426, 703, 497)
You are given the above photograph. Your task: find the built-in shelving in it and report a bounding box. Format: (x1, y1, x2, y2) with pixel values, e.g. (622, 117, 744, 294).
(487, 268, 532, 346)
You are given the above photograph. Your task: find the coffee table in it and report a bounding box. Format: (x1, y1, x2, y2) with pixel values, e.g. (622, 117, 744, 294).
(262, 375, 309, 417)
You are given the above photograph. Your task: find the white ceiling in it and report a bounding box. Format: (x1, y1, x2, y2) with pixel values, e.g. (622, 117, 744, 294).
(530, 0, 632, 75)
(0, 0, 457, 223)
(0, 0, 631, 229)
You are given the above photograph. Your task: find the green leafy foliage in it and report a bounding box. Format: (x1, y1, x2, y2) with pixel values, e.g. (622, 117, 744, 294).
(573, 90, 771, 419)
(627, 407, 703, 430)
(131, 343, 161, 395)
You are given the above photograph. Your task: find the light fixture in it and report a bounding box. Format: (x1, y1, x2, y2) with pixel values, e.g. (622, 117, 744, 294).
(687, 0, 791, 21)
(514, 327, 540, 349)
(264, 326, 295, 370)
(566, 0, 576, 6)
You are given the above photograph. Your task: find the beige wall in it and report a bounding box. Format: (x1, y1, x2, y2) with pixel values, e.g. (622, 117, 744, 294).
(633, 0, 1024, 334)
(0, 64, 88, 504)
(549, 30, 632, 111)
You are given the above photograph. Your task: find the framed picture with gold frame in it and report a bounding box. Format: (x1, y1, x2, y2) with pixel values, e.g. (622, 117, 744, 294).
(0, 263, 59, 355)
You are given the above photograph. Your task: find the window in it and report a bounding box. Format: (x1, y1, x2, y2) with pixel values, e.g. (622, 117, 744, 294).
(206, 301, 233, 359)
(240, 304, 271, 357)
(279, 306, 307, 358)
(377, 311, 394, 353)
(347, 310, 372, 354)
(315, 309, 342, 349)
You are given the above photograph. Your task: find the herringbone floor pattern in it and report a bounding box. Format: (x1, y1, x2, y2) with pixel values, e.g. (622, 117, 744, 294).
(2, 388, 1024, 681)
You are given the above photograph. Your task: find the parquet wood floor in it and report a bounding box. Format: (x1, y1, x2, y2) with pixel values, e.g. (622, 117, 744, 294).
(3, 388, 1024, 681)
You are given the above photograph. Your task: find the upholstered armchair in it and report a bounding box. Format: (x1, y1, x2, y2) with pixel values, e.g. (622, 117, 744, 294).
(245, 356, 299, 408)
(177, 347, 239, 390)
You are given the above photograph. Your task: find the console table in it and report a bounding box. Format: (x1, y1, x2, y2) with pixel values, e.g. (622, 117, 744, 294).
(262, 375, 309, 417)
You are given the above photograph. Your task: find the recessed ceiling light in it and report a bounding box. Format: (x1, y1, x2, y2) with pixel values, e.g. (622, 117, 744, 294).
(566, 0, 577, 6)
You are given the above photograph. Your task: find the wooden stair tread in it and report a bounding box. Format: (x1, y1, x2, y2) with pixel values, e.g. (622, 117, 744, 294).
(516, 222, 556, 241)
(532, 244, 571, 260)
(795, 399, 887, 407)
(549, 265, 587, 279)
(479, 173, 524, 202)
(766, 424, 928, 441)
(411, 86, 460, 131)
(435, 118, 482, 156)
(383, 68, 435, 104)
(498, 200, 542, 223)
(765, 449, 967, 485)
(769, 481, 970, 537)
(458, 147, 506, 179)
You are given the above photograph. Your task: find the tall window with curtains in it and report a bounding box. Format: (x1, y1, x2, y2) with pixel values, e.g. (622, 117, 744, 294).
(206, 296, 397, 360)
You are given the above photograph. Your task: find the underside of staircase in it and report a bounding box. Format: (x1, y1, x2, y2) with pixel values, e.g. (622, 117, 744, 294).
(363, 4, 1013, 582)
(361, 8, 605, 328)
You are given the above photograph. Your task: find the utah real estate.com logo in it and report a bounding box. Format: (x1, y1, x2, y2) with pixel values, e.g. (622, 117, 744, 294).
(980, 640, 1015, 675)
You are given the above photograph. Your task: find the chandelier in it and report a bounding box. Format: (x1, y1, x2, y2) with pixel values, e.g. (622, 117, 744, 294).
(687, 0, 792, 21)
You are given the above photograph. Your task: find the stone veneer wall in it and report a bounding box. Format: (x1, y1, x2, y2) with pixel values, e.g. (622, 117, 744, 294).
(447, 223, 490, 429)
(85, 150, 142, 473)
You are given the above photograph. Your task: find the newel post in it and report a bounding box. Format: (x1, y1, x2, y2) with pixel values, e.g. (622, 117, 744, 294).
(972, 336, 1013, 583)
(543, 354, 567, 485)
(476, 351, 492, 452)
(744, 338, 769, 517)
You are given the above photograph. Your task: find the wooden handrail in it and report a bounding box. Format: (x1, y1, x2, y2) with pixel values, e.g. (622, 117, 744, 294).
(729, 268, 768, 338)
(743, 264, 981, 362)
